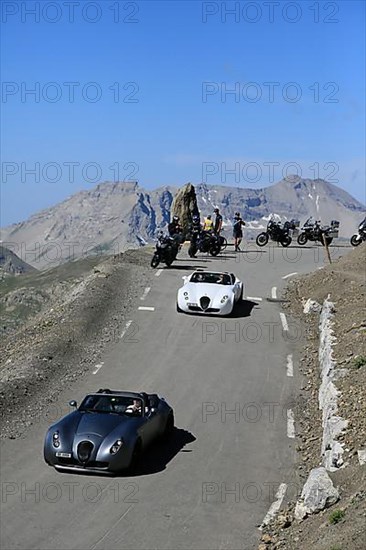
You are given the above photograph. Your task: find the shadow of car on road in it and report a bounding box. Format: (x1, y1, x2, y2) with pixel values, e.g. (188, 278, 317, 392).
(177, 299, 258, 319)
(230, 299, 258, 318)
(129, 427, 196, 477)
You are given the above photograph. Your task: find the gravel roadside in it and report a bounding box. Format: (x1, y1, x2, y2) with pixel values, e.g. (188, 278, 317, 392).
(259, 244, 366, 550)
(0, 248, 154, 439)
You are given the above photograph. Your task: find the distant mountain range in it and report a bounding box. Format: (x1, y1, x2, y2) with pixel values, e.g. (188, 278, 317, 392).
(1, 176, 364, 268)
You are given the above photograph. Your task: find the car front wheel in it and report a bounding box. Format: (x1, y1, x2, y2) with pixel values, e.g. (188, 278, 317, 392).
(129, 439, 142, 472)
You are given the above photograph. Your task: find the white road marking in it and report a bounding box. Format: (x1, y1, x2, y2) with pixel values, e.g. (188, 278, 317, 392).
(286, 354, 294, 377)
(140, 287, 151, 300)
(121, 319, 133, 339)
(155, 269, 163, 277)
(287, 409, 295, 438)
(259, 483, 287, 529)
(282, 272, 298, 280)
(93, 362, 104, 374)
(280, 312, 289, 331)
(271, 286, 277, 299)
(138, 306, 155, 311)
(246, 296, 263, 302)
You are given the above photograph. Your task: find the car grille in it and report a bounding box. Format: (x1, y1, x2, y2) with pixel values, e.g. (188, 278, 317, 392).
(77, 441, 94, 463)
(57, 458, 109, 469)
(200, 296, 211, 310)
(188, 306, 220, 313)
(58, 456, 78, 465)
(87, 461, 109, 469)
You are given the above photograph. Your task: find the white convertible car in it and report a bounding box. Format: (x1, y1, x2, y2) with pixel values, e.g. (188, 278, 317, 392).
(177, 271, 244, 316)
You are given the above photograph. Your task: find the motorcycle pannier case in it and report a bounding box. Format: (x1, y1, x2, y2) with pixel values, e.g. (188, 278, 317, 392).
(329, 220, 340, 238)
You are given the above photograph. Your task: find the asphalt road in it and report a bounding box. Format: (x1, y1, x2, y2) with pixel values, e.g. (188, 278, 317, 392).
(0, 242, 347, 550)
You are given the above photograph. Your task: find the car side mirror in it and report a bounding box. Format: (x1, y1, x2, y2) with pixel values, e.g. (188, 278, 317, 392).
(69, 400, 77, 408)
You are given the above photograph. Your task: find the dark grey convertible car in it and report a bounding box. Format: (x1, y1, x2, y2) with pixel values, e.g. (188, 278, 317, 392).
(44, 389, 174, 474)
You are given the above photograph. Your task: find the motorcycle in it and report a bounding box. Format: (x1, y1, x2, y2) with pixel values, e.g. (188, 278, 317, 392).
(151, 233, 179, 268)
(297, 218, 339, 246)
(188, 230, 221, 257)
(256, 219, 293, 247)
(350, 217, 366, 247)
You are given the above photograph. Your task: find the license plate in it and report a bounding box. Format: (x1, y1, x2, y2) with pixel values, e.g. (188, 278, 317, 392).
(187, 303, 197, 307)
(56, 452, 71, 458)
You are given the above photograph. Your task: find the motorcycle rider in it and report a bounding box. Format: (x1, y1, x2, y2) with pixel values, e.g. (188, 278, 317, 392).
(189, 213, 201, 257)
(168, 215, 184, 254)
(233, 212, 245, 251)
(168, 215, 183, 238)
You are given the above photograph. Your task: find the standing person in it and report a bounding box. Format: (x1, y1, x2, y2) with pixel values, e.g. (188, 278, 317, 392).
(188, 213, 201, 257)
(203, 214, 214, 232)
(213, 208, 223, 234)
(233, 212, 245, 251)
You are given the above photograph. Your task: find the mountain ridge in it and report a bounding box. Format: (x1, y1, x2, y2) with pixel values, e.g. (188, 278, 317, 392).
(2, 176, 365, 268)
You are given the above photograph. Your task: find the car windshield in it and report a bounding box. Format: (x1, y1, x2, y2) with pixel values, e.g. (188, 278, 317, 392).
(79, 395, 143, 416)
(190, 272, 231, 285)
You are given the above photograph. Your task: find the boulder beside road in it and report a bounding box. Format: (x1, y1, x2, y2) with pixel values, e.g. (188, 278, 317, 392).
(295, 467, 339, 520)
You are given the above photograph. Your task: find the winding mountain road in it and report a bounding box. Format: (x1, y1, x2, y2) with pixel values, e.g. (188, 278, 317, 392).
(0, 242, 345, 550)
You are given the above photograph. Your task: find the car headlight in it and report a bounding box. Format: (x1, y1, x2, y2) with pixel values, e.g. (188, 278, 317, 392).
(52, 431, 60, 448)
(110, 439, 124, 454)
(183, 291, 189, 300)
(220, 295, 229, 303)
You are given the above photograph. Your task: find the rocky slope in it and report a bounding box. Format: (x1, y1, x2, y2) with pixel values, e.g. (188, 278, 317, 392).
(0, 245, 36, 277)
(1, 177, 364, 268)
(259, 244, 366, 550)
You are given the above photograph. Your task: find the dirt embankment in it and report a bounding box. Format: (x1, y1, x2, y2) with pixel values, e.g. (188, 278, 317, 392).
(260, 244, 366, 550)
(0, 248, 153, 439)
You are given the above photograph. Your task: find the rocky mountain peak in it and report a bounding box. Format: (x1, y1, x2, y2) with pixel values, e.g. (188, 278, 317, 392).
(171, 183, 199, 235)
(1, 179, 364, 268)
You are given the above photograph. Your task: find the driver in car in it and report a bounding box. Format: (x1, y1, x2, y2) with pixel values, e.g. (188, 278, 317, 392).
(126, 399, 142, 414)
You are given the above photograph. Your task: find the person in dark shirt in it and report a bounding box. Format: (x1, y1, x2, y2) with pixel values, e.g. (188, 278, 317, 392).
(213, 208, 223, 234)
(168, 215, 182, 237)
(233, 212, 245, 251)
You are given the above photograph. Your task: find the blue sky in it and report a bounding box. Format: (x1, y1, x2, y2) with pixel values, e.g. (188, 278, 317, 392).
(1, 0, 365, 225)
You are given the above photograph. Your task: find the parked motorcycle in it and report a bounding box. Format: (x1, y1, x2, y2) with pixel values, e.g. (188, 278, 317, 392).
(297, 218, 339, 246)
(350, 217, 366, 247)
(256, 219, 293, 247)
(188, 230, 221, 257)
(151, 233, 179, 268)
